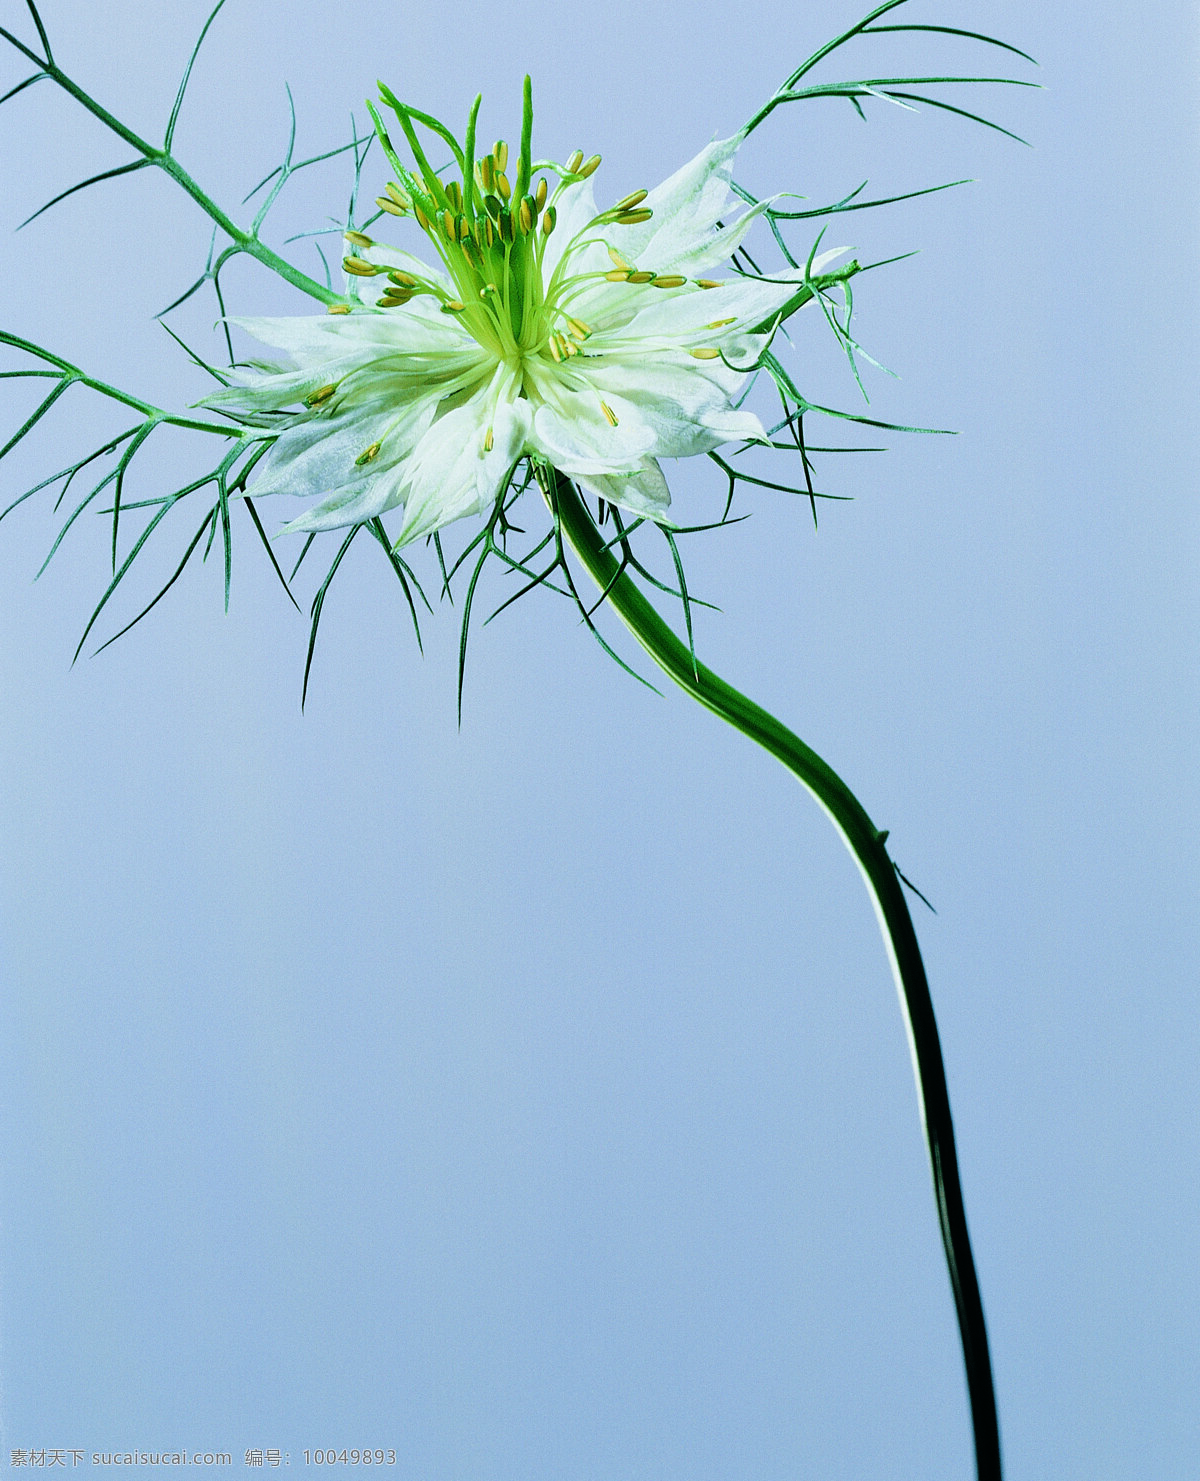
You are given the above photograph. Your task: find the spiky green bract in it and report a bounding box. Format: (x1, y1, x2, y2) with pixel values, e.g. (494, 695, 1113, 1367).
(545, 466, 1002, 1481)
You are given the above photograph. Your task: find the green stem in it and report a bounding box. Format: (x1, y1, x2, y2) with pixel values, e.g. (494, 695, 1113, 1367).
(548, 468, 1001, 1481)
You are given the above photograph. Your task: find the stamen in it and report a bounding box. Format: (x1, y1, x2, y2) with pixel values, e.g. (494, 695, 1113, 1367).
(305, 384, 336, 407)
(483, 426, 494, 452)
(534, 178, 548, 211)
(615, 208, 653, 225)
(707, 316, 737, 328)
(579, 154, 602, 178)
(695, 279, 723, 289)
(565, 150, 584, 174)
(690, 347, 721, 359)
(548, 335, 563, 362)
(441, 208, 456, 237)
(541, 206, 557, 236)
(600, 401, 618, 427)
(566, 317, 591, 338)
(650, 275, 687, 288)
(375, 196, 406, 217)
(355, 441, 382, 465)
(385, 182, 411, 209)
(478, 155, 495, 192)
(327, 303, 351, 314)
(343, 256, 381, 277)
(344, 230, 374, 248)
(604, 269, 631, 282)
(517, 198, 534, 234)
(613, 190, 647, 212)
(445, 181, 463, 211)
(607, 247, 633, 270)
(414, 203, 432, 232)
(493, 140, 509, 172)
(388, 271, 418, 287)
(496, 171, 512, 201)
(626, 271, 655, 284)
(483, 194, 502, 220)
(441, 299, 466, 312)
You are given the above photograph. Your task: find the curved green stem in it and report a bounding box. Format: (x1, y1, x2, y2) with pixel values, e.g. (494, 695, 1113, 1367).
(547, 467, 1001, 1481)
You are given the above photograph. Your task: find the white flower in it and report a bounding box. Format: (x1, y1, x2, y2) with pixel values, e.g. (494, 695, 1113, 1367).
(204, 109, 840, 547)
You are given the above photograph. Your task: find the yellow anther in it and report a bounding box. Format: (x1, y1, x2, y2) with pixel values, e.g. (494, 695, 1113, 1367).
(478, 155, 495, 191)
(605, 269, 631, 282)
(305, 383, 336, 407)
(614, 190, 647, 212)
(375, 196, 405, 216)
(496, 171, 511, 201)
(484, 217, 496, 247)
(579, 153, 602, 178)
(344, 230, 374, 248)
(534, 177, 548, 211)
(651, 274, 687, 288)
(626, 270, 655, 284)
(548, 335, 563, 362)
(441, 299, 466, 312)
(707, 316, 737, 328)
(616, 208, 653, 225)
(600, 401, 619, 427)
(517, 199, 534, 234)
(483, 426, 494, 452)
(414, 204, 432, 231)
(385, 182, 411, 209)
(381, 288, 413, 304)
(607, 247, 633, 270)
(342, 256, 380, 276)
(441, 208, 456, 237)
(695, 278, 723, 289)
(541, 205, 557, 236)
(355, 441, 382, 465)
(493, 140, 509, 172)
(479, 283, 498, 297)
(561, 334, 578, 358)
(566, 317, 591, 338)
(690, 347, 721, 359)
(388, 270, 417, 287)
(565, 150, 584, 174)
(445, 180, 463, 211)
(327, 303, 351, 314)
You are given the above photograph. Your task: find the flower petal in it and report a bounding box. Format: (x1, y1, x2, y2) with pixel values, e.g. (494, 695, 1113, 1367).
(573, 458, 674, 522)
(393, 364, 532, 547)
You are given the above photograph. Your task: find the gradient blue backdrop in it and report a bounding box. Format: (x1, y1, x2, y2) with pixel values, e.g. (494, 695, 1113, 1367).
(1, 1, 1196, 1477)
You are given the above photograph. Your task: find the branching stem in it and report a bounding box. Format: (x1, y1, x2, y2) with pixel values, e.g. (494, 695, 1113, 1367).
(0, 18, 338, 305)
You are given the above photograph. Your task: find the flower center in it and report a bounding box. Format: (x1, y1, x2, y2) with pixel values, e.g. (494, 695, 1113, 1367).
(356, 80, 661, 389)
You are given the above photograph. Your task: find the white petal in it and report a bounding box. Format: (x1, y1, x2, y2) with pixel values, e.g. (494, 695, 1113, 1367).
(609, 134, 745, 271)
(393, 364, 532, 547)
(277, 467, 407, 535)
(573, 458, 674, 522)
(525, 362, 657, 473)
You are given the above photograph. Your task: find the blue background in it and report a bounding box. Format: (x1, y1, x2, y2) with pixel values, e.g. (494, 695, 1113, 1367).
(1, 1, 1196, 1476)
